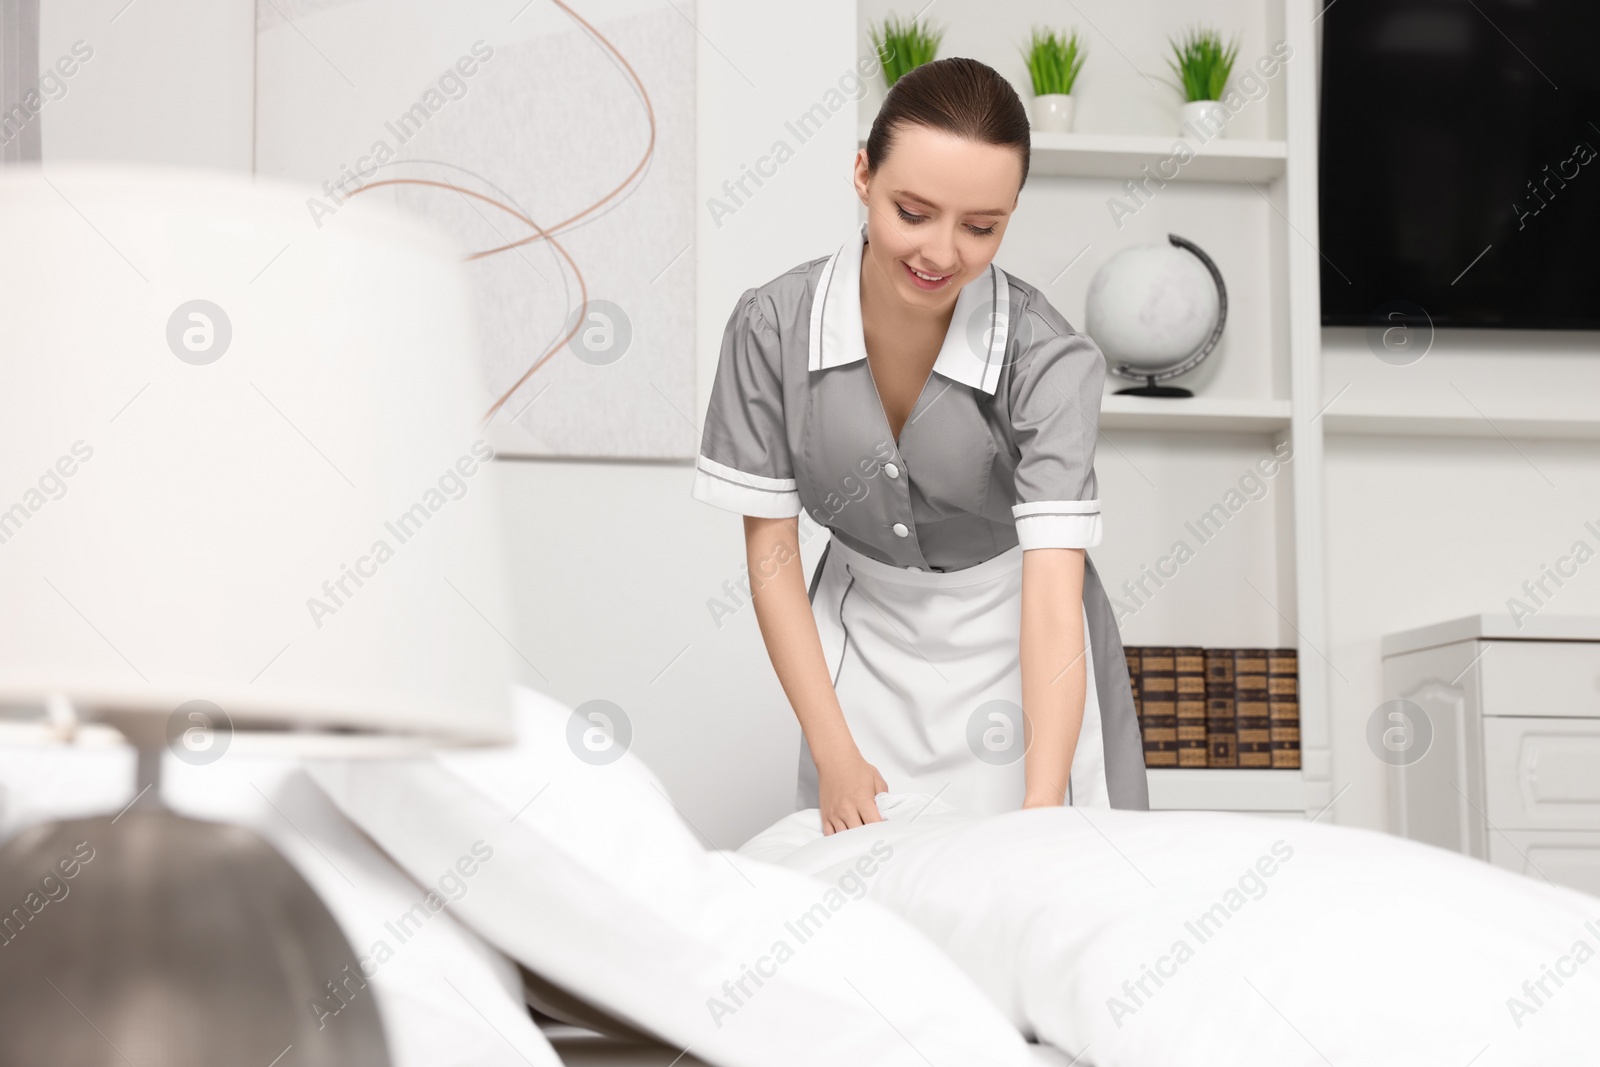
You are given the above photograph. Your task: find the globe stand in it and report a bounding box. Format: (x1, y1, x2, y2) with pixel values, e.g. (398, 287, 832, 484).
(1115, 376, 1194, 398)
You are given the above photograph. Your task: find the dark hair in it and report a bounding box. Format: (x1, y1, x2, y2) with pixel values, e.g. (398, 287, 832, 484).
(865, 57, 1031, 189)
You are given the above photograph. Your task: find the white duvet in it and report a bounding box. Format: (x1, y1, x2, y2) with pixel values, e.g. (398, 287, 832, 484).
(738, 795, 1600, 1067)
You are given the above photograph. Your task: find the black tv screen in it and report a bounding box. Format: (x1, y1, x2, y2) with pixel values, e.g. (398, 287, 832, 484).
(1319, 0, 1600, 329)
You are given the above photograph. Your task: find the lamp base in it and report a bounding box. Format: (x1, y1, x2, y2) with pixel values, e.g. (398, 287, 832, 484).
(0, 809, 390, 1066)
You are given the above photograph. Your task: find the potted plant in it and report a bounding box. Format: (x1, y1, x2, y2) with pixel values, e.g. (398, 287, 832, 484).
(870, 14, 943, 88)
(1021, 28, 1087, 133)
(870, 14, 940, 88)
(1166, 25, 1240, 137)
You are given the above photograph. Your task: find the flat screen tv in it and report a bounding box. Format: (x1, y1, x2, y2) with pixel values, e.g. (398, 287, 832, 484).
(1318, 0, 1600, 329)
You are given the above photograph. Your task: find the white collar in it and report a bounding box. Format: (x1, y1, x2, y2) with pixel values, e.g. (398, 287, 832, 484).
(807, 221, 1009, 395)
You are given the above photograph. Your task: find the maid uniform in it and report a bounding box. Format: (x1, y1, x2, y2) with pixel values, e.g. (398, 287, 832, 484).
(692, 222, 1149, 816)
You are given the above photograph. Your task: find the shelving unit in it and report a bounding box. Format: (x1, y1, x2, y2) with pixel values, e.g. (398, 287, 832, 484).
(1323, 407, 1600, 441)
(856, 124, 1288, 182)
(1099, 394, 1291, 433)
(1147, 768, 1307, 813)
(858, 0, 1330, 820)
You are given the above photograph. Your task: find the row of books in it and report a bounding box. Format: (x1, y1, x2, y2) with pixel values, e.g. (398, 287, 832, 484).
(1123, 647, 1301, 770)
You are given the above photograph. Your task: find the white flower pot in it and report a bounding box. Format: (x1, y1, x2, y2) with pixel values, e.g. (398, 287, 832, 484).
(1031, 94, 1076, 134)
(1180, 99, 1229, 139)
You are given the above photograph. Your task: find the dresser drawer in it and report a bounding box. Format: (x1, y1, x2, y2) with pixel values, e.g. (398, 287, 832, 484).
(1487, 830, 1600, 899)
(1483, 717, 1600, 829)
(1479, 640, 1600, 718)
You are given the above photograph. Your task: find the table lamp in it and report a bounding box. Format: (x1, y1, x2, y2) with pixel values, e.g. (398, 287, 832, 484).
(0, 164, 518, 1065)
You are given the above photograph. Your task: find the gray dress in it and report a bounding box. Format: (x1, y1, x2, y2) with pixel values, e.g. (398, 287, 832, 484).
(692, 222, 1150, 814)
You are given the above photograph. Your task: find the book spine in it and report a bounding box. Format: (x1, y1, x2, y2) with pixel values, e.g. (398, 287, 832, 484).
(1175, 646, 1208, 768)
(1125, 645, 1143, 741)
(1233, 648, 1272, 768)
(1139, 646, 1178, 768)
(1268, 647, 1301, 770)
(1204, 648, 1238, 768)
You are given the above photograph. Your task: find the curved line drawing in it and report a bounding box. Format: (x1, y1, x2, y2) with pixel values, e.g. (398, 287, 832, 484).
(368, 157, 578, 363)
(345, 0, 659, 427)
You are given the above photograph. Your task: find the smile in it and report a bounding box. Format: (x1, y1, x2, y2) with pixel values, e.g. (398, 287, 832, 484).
(902, 261, 954, 291)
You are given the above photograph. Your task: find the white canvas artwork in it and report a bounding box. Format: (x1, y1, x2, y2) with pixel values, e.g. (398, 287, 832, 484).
(256, 0, 696, 458)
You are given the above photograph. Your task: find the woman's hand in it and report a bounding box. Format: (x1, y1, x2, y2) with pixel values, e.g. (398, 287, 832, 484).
(817, 754, 888, 835)
(740, 517, 888, 837)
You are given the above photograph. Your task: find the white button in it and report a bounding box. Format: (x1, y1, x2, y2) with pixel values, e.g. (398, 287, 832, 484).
(884, 462, 900, 479)
(905, 565, 922, 572)
(892, 522, 909, 537)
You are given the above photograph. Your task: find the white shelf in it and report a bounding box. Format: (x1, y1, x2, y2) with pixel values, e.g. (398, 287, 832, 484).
(1323, 408, 1600, 441)
(1148, 768, 1305, 812)
(857, 125, 1287, 183)
(1099, 394, 1291, 433)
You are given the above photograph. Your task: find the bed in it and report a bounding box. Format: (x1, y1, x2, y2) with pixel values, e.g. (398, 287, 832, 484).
(537, 1020, 1078, 1066)
(307, 686, 1600, 1067)
(6, 685, 1599, 1066)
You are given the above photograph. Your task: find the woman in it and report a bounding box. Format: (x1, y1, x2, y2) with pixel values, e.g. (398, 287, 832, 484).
(692, 57, 1149, 834)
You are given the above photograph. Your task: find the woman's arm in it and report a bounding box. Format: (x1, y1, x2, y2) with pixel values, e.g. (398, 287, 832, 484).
(742, 515, 887, 834)
(1019, 547, 1089, 808)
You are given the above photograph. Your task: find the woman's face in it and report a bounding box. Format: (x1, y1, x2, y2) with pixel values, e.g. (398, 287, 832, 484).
(853, 122, 1023, 312)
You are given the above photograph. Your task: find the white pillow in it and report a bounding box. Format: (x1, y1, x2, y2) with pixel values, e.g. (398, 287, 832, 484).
(308, 685, 1038, 1067)
(737, 791, 967, 866)
(433, 686, 707, 903)
(757, 801, 1600, 1065)
(161, 751, 563, 1067)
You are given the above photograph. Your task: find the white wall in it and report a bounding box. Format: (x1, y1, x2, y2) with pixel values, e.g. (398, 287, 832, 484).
(40, 0, 252, 169)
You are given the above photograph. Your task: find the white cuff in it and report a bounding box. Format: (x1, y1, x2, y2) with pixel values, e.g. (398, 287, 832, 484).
(691, 456, 801, 519)
(1013, 499, 1102, 549)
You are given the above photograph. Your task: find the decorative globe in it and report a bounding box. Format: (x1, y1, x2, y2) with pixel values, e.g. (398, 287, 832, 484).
(1084, 237, 1226, 391)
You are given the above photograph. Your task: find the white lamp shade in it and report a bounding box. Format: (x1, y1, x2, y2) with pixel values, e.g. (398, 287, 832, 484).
(0, 164, 516, 744)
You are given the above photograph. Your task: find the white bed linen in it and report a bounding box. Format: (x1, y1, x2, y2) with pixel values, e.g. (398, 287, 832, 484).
(309, 686, 1041, 1067)
(740, 798, 1600, 1067)
(164, 753, 563, 1067)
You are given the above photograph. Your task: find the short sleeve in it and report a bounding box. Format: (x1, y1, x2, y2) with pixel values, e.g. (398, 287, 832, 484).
(690, 288, 802, 518)
(1007, 305, 1106, 550)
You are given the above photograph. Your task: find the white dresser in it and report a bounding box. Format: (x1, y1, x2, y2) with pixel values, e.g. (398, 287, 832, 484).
(1381, 614, 1600, 899)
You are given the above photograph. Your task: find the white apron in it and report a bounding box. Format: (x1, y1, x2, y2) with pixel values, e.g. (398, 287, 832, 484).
(796, 534, 1110, 816)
